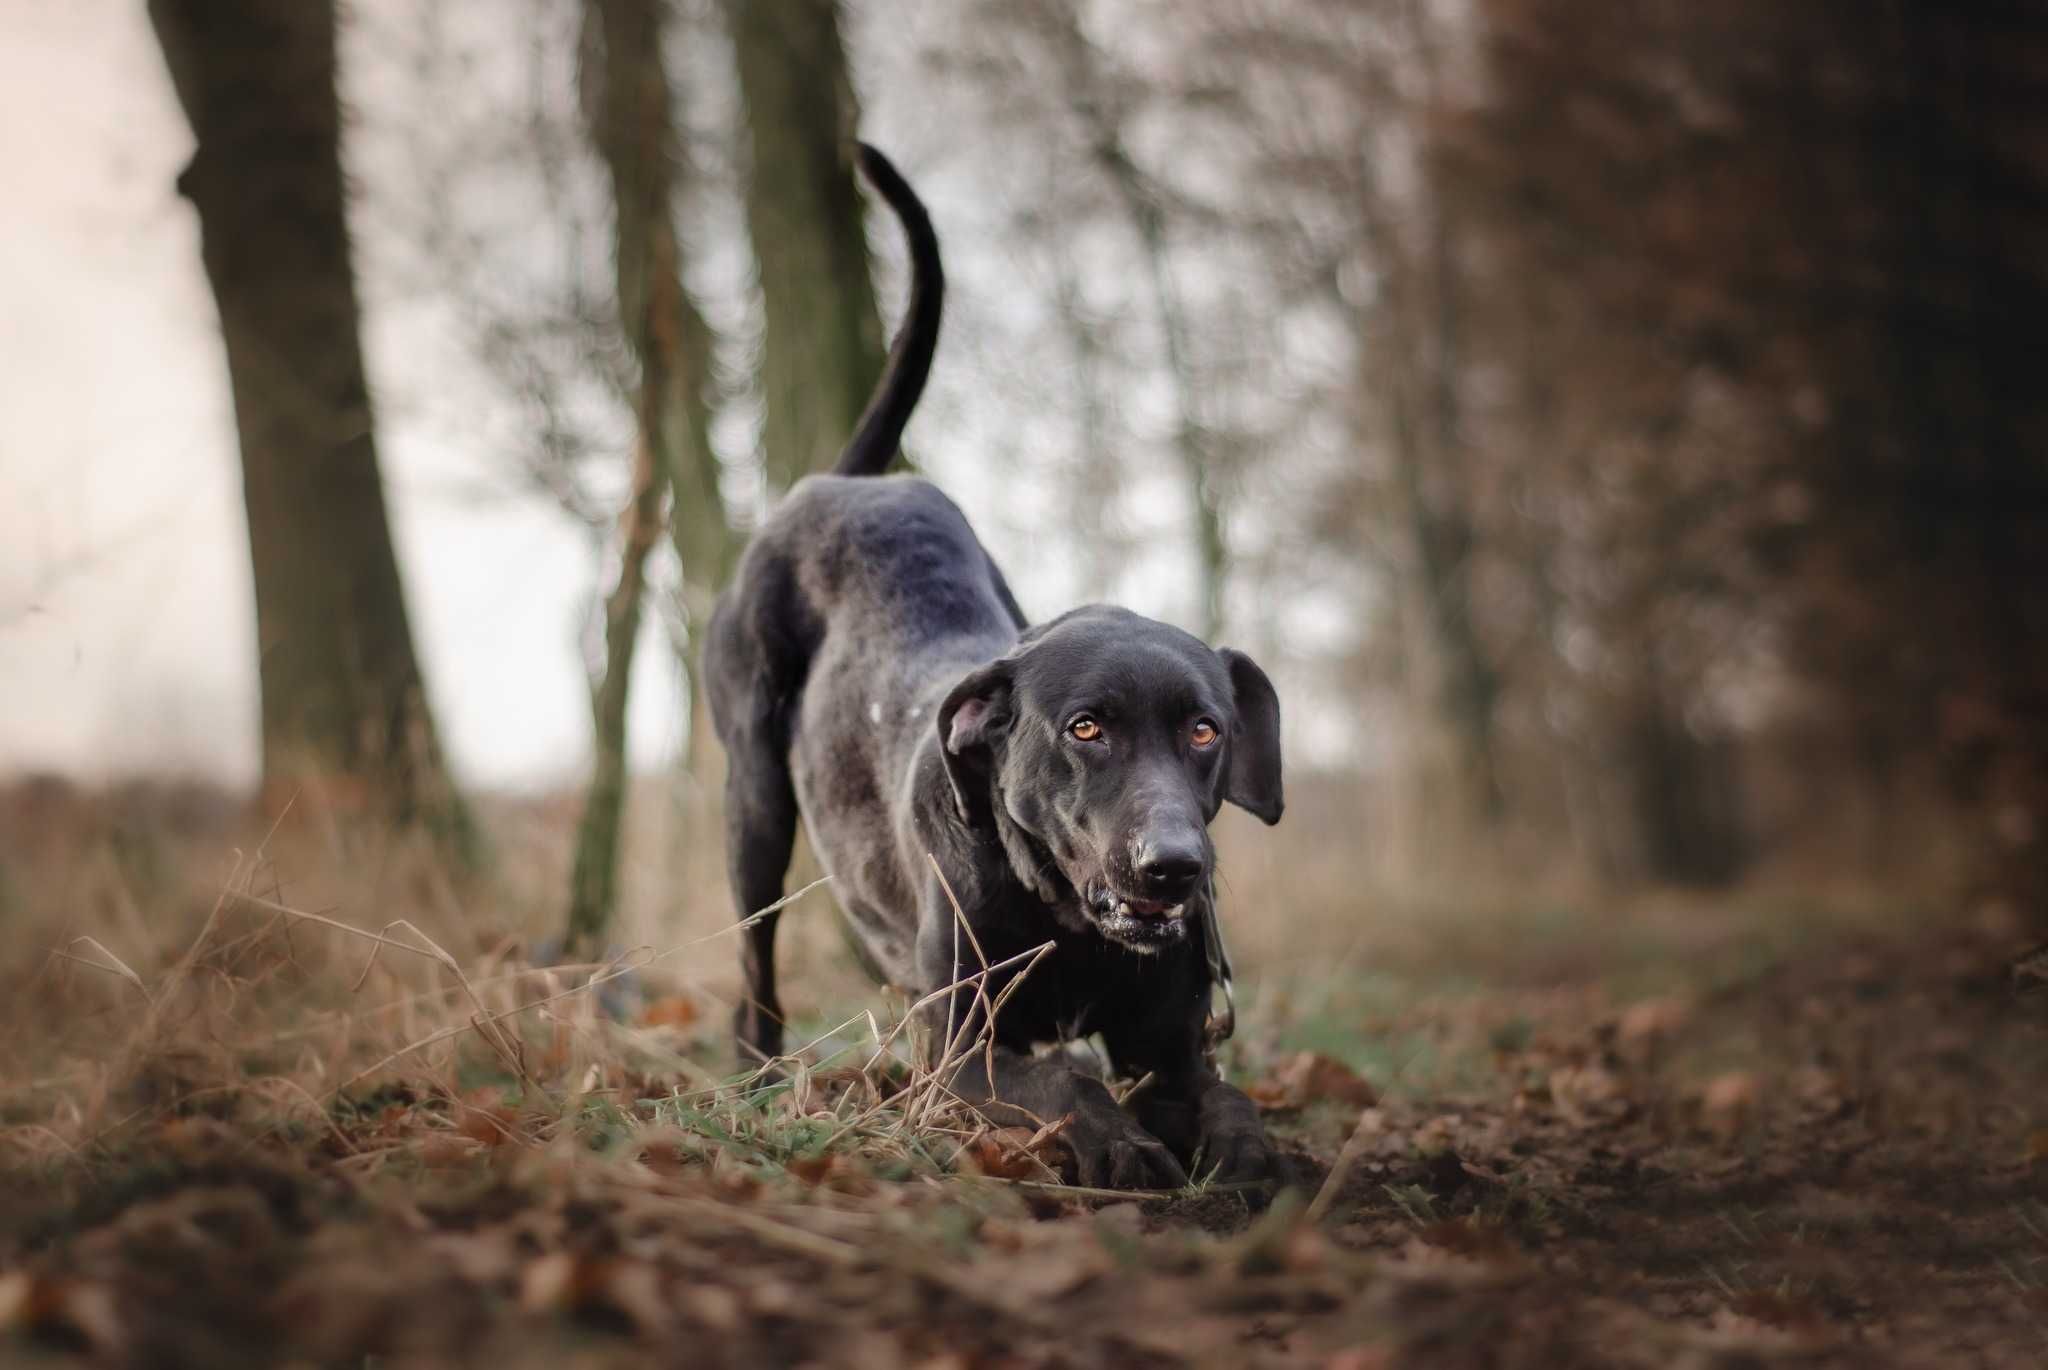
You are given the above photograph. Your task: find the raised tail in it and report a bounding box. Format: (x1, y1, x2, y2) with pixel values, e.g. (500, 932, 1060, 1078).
(833, 144, 944, 478)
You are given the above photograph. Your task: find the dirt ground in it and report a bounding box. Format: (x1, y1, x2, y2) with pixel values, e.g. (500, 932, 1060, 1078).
(1, 784, 2044, 1368)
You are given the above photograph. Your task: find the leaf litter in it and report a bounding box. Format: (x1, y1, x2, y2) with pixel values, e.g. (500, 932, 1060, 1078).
(3, 831, 2046, 1366)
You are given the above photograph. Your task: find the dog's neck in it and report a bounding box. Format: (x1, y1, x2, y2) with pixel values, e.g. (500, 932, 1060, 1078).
(992, 801, 1061, 906)
(916, 743, 1095, 933)
(990, 802, 1099, 936)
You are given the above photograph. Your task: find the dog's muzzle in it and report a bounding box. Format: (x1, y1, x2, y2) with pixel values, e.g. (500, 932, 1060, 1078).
(1087, 887, 1190, 952)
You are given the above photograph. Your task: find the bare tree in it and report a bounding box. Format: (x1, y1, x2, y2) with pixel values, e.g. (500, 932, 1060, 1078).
(1018, 4, 1220, 641)
(565, 0, 707, 951)
(149, 0, 470, 849)
(722, 0, 884, 490)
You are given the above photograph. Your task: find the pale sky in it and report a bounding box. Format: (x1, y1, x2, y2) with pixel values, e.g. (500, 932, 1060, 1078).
(0, 1, 1361, 795)
(3, 1, 696, 790)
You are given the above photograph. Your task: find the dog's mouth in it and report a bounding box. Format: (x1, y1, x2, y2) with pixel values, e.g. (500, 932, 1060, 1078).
(1085, 886, 1190, 953)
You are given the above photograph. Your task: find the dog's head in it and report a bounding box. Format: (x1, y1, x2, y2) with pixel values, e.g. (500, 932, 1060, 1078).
(937, 606, 1282, 953)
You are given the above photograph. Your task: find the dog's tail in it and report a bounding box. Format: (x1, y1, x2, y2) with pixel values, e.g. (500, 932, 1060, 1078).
(833, 144, 943, 478)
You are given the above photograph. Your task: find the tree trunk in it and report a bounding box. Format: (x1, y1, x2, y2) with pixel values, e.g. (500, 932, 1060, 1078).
(1343, 13, 1503, 832)
(1043, 3, 1226, 641)
(148, 0, 469, 849)
(564, 0, 694, 952)
(722, 0, 884, 491)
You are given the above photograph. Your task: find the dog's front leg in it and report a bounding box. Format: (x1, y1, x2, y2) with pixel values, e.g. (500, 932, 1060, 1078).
(1106, 999, 1278, 1188)
(1121, 1069, 1274, 1187)
(947, 1046, 1188, 1190)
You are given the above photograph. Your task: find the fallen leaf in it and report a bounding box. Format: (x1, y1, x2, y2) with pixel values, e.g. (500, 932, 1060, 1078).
(1790, 1066, 1851, 1120)
(519, 1252, 578, 1313)
(1417, 1217, 1520, 1266)
(594, 1259, 673, 1338)
(994, 1238, 1108, 1301)
(710, 1157, 763, 1200)
(746, 1278, 800, 1316)
(1549, 1064, 1628, 1126)
(2025, 1129, 2048, 1166)
(428, 1229, 522, 1285)
(0, 1271, 30, 1328)
(634, 1129, 692, 1177)
(455, 1088, 522, 1147)
(958, 1123, 1063, 1182)
(420, 1132, 484, 1167)
(1701, 1071, 1761, 1141)
(1248, 1051, 1378, 1111)
(1616, 996, 1692, 1062)
(1412, 1114, 1460, 1156)
(519, 1253, 672, 1338)
(0, 1273, 122, 1355)
(639, 995, 701, 1029)
(1281, 1224, 1331, 1273)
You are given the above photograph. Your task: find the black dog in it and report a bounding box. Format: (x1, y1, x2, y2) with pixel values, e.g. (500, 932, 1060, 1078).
(704, 146, 1283, 1189)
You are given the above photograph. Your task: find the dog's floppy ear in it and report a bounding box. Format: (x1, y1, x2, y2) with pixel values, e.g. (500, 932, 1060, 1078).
(1218, 648, 1283, 825)
(937, 657, 1014, 826)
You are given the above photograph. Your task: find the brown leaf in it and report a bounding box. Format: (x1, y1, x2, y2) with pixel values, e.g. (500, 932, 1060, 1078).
(1549, 1064, 1629, 1126)
(1281, 1224, 1332, 1274)
(427, 1229, 522, 1285)
(1412, 1114, 1460, 1156)
(678, 1283, 741, 1335)
(590, 1259, 672, 1338)
(2025, 1129, 2048, 1166)
(455, 1088, 522, 1147)
(1248, 1051, 1379, 1111)
(959, 1124, 1063, 1181)
(0, 1272, 123, 1356)
(786, 1152, 839, 1186)
(634, 1128, 692, 1177)
(1616, 996, 1692, 1062)
(0, 1272, 26, 1329)
(711, 1160, 763, 1201)
(1418, 1217, 1521, 1266)
(419, 1132, 484, 1167)
(518, 1252, 578, 1313)
(1700, 1070, 1761, 1141)
(639, 995, 701, 1029)
(786, 1151, 874, 1193)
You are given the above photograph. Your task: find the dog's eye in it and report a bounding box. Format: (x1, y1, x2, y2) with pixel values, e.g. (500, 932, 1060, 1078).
(1067, 716, 1103, 743)
(1190, 719, 1220, 749)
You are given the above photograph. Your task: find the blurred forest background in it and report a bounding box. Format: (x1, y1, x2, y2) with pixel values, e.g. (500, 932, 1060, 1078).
(6, 0, 2048, 936)
(5, 6, 2048, 1362)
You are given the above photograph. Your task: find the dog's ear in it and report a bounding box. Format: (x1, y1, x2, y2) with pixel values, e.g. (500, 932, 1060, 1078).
(1218, 648, 1283, 825)
(937, 658, 1014, 826)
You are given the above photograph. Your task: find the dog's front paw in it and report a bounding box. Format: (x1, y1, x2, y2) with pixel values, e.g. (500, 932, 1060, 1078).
(1195, 1083, 1277, 1186)
(1195, 1117, 1277, 1186)
(1060, 1098, 1190, 1191)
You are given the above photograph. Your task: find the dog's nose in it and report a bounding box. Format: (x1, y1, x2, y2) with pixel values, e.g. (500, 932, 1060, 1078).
(1134, 834, 1205, 898)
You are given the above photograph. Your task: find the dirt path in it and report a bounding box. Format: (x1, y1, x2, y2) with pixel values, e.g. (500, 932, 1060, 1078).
(3, 910, 2043, 1368)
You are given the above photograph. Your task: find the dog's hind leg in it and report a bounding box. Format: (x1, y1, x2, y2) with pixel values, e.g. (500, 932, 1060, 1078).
(723, 714, 799, 1064)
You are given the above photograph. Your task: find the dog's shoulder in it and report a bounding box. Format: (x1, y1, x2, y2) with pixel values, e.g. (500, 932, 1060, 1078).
(759, 474, 987, 575)
(777, 472, 964, 525)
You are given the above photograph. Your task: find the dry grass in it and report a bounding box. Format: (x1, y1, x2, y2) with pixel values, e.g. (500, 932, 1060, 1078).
(1, 774, 2044, 1368)
(2, 793, 1024, 1189)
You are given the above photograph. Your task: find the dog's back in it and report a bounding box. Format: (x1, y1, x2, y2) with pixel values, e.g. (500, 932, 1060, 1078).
(702, 145, 1012, 1007)
(713, 471, 1017, 980)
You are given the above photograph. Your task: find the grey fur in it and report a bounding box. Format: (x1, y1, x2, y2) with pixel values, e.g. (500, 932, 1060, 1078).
(703, 146, 1283, 1190)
